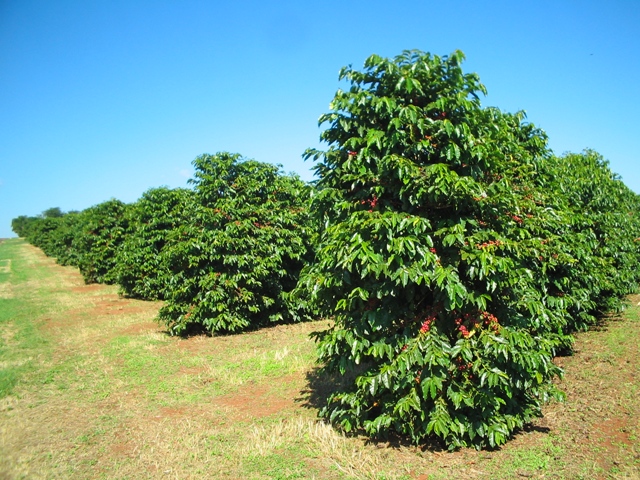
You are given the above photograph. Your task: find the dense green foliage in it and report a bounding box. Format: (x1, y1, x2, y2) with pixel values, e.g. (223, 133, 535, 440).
(297, 50, 640, 449)
(71, 199, 131, 284)
(37, 212, 82, 267)
(11, 215, 36, 238)
(12, 153, 316, 335)
(116, 187, 195, 300)
(536, 150, 640, 326)
(16, 210, 80, 266)
(16, 200, 130, 284)
(157, 153, 315, 334)
(11, 207, 66, 240)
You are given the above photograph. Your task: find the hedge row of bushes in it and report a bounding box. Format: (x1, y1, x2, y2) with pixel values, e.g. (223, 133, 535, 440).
(13, 153, 316, 334)
(12, 49, 640, 449)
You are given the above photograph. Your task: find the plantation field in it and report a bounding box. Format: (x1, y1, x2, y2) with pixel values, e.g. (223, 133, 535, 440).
(1, 237, 639, 479)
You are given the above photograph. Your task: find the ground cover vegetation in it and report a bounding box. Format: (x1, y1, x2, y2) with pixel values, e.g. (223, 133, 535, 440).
(1, 239, 639, 479)
(10, 49, 640, 450)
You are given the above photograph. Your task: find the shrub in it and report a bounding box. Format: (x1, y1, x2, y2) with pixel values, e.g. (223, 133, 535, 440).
(158, 152, 315, 334)
(72, 199, 131, 284)
(116, 187, 195, 300)
(297, 49, 590, 449)
(17, 209, 81, 267)
(23, 216, 62, 255)
(40, 211, 83, 267)
(11, 215, 39, 238)
(535, 150, 640, 329)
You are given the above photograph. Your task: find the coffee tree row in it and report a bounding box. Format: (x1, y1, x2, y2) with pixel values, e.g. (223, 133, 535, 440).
(12, 49, 640, 450)
(14, 153, 316, 334)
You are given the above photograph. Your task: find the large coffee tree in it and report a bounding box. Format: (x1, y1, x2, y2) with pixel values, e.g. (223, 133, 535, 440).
(297, 50, 586, 449)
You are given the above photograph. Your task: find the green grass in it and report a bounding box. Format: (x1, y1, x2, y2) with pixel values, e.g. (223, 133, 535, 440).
(1, 238, 639, 479)
(0, 239, 51, 398)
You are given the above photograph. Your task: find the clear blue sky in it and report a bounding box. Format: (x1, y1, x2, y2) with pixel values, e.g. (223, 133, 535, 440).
(1, 0, 638, 238)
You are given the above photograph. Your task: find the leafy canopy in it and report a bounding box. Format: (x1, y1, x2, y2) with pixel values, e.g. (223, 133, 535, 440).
(116, 187, 195, 300)
(158, 152, 316, 334)
(296, 49, 640, 449)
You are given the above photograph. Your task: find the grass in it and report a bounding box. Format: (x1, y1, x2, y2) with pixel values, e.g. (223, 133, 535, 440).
(0, 239, 51, 400)
(1, 237, 639, 479)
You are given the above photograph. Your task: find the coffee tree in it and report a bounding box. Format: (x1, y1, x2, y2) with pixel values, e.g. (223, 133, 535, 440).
(72, 199, 131, 284)
(11, 215, 38, 238)
(116, 187, 195, 300)
(297, 50, 582, 449)
(22, 215, 61, 255)
(158, 152, 315, 334)
(15, 209, 79, 266)
(535, 150, 640, 330)
(40, 211, 83, 267)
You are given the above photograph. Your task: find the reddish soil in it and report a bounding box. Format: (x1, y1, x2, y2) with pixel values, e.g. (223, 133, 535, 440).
(593, 416, 634, 449)
(214, 382, 299, 420)
(119, 321, 161, 336)
(70, 284, 104, 293)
